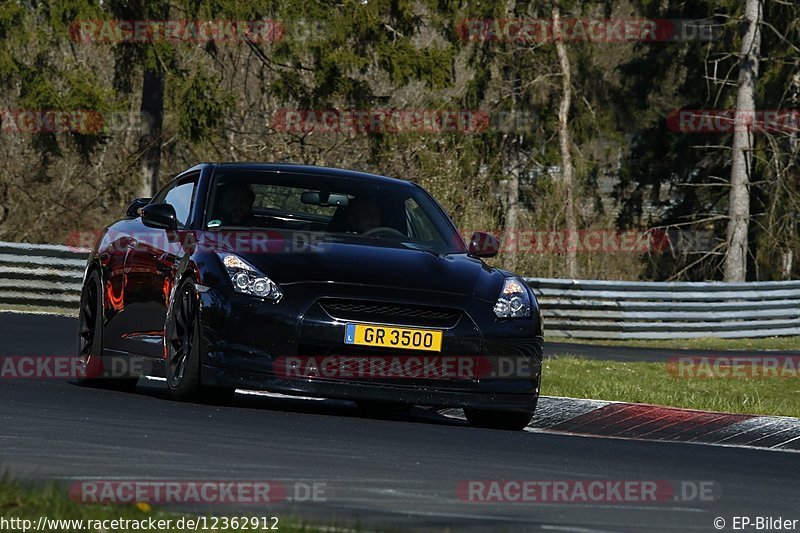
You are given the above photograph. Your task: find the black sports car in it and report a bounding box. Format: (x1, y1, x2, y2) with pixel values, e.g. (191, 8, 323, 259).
(77, 163, 543, 430)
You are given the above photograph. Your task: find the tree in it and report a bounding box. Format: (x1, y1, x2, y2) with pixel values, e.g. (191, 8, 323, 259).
(724, 0, 762, 282)
(106, 0, 171, 198)
(137, 5, 168, 199)
(552, 1, 578, 278)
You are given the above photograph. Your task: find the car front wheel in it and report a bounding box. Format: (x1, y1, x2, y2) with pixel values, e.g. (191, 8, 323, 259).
(165, 280, 234, 404)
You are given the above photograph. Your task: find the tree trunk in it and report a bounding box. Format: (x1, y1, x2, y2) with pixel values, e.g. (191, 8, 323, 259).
(136, 1, 169, 198)
(505, 173, 519, 235)
(782, 250, 793, 280)
(723, 0, 761, 282)
(553, 3, 578, 278)
(502, 0, 520, 244)
(138, 67, 165, 198)
(504, 92, 521, 243)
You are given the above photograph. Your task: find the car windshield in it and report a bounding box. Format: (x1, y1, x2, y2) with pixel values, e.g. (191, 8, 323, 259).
(204, 170, 466, 254)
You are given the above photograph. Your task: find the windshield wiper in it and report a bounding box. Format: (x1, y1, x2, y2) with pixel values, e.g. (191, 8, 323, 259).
(400, 242, 447, 257)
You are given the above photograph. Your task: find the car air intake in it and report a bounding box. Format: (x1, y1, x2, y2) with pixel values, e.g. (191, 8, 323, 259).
(320, 299, 461, 328)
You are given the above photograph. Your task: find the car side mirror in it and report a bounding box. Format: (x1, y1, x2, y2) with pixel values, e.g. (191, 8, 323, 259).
(141, 203, 178, 231)
(468, 231, 499, 258)
(126, 197, 151, 218)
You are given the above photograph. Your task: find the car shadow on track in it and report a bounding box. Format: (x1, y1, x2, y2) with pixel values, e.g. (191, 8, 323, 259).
(80, 377, 470, 428)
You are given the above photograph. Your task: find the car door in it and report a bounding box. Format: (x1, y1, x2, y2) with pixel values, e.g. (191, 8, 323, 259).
(120, 173, 199, 358)
(98, 219, 140, 355)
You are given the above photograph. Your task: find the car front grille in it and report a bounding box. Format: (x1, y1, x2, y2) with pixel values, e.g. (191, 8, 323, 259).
(319, 298, 461, 328)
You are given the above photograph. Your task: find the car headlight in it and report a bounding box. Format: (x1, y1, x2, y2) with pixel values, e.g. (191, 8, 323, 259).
(217, 252, 283, 302)
(493, 277, 531, 318)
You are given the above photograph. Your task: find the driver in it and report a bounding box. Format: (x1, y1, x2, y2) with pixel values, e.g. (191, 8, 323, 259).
(346, 197, 382, 234)
(219, 183, 256, 226)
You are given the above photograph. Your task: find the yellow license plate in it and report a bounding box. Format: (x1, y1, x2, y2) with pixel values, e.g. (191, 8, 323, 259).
(344, 323, 443, 352)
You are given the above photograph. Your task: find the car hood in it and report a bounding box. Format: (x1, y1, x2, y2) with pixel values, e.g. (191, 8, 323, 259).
(211, 237, 506, 301)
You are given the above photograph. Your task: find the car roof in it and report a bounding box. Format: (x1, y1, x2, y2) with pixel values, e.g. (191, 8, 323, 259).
(204, 162, 415, 188)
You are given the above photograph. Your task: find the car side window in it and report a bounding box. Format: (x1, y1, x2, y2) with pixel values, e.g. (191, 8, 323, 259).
(163, 181, 197, 228)
(149, 173, 199, 228)
(405, 198, 444, 244)
(150, 181, 175, 205)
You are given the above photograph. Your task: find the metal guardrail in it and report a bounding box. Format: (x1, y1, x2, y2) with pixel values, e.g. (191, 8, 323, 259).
(0, 241, 86, 312)
(0, 241, 797, 339)
(525, 277, 800, 339)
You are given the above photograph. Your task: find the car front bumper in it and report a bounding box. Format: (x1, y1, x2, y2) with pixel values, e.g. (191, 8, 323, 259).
(197, 282, 543, 410)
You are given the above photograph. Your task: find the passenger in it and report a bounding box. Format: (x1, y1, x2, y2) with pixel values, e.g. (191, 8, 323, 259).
(346, 197, 382, 234)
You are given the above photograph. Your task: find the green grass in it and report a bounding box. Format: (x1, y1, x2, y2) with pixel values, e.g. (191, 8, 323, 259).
(0, 477, 346, 533)
(542, 356, 800, 418)
(550, 335, 800, 351)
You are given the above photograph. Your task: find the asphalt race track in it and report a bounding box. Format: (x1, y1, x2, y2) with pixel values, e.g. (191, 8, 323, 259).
(1, 312, 799, 531)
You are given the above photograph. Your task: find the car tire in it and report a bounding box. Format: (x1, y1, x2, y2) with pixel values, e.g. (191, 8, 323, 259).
(76, 270, 139, 392)
(464, 408, 534, 431)
(165, 280, 235, 404)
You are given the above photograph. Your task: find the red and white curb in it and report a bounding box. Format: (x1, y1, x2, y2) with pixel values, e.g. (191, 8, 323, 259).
(444, 396, 800, 451)
(142, 378, 800, 451)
